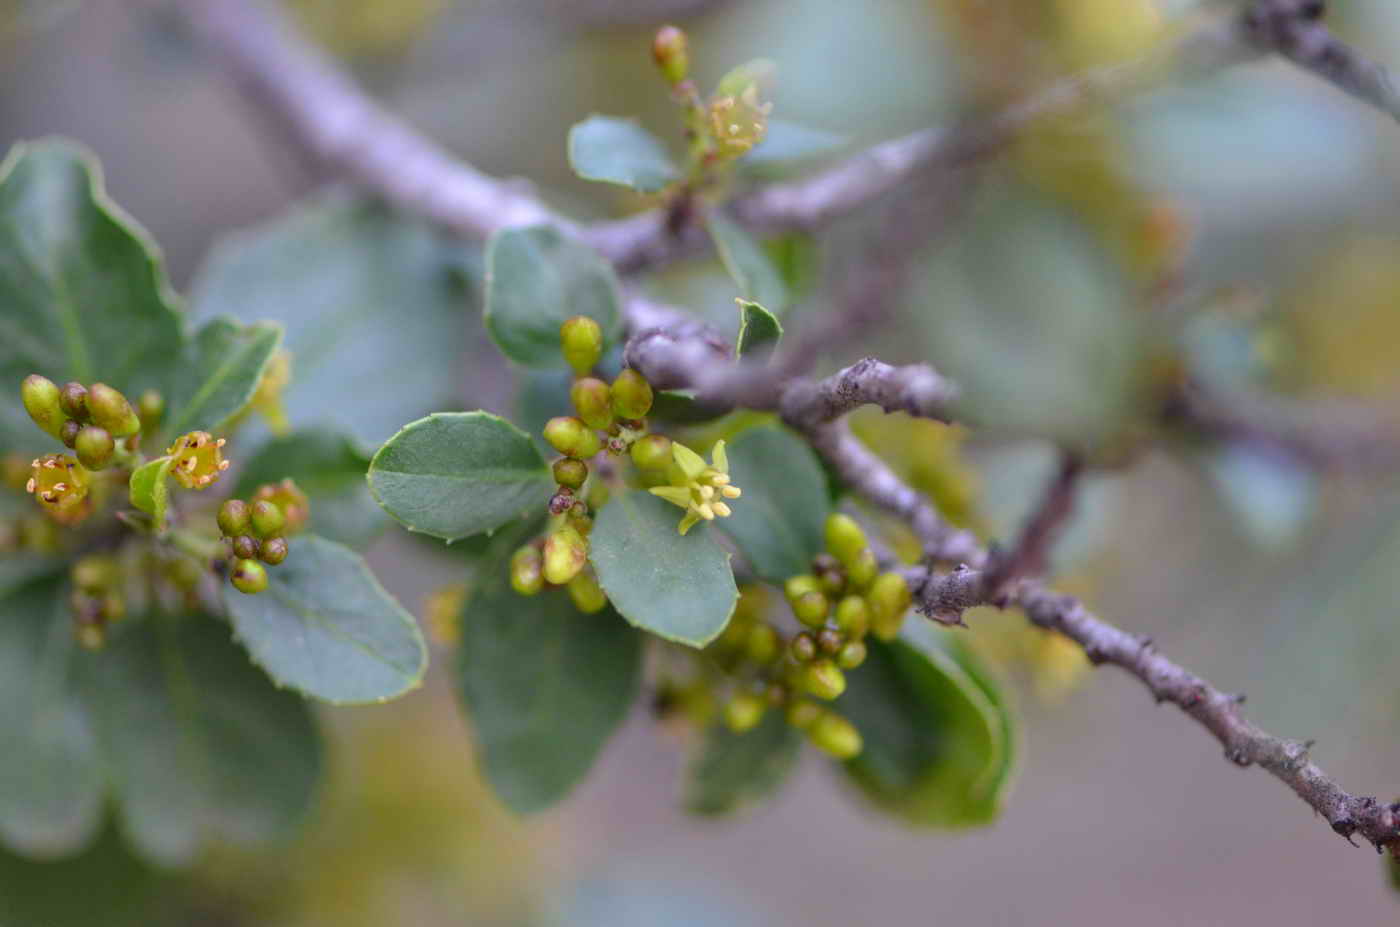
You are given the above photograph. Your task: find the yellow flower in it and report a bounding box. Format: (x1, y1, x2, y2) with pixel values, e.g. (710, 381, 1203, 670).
(648, 440, 742, 535)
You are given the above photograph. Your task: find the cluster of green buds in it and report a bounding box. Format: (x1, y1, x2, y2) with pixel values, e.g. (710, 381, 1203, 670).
(216, 478, 309, 594)
(22, 374, 152, 471)
(69, 554, 125, 650)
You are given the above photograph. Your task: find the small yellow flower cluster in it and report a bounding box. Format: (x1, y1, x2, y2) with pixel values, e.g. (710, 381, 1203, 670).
(648, 440, 742, 535)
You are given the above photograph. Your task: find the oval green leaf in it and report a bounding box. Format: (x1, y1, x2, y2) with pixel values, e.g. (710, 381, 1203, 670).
(159, 316, 282, 445)
(718, 426, 828, 583)
(367, 411, 552, 542)
(127, 456, 174, 530)
(221, 535, 427, 704)
(456, 559, 641, 814)
(567, 115, 678, 193)
(483, 225, 623, 368)
(735, 299, 783, 360)
(589, 490, 738, 647)
(682, 712, 801, 816)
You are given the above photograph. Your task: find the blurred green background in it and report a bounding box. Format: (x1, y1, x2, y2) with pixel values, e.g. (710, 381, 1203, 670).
(5, 0, 1400, 923)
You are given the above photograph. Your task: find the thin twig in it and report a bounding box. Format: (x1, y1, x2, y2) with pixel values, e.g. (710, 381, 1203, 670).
(979, 453, 1084, 602)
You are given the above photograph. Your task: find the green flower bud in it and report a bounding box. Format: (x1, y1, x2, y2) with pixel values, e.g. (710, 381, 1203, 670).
(137, 389, 165, 430)
(26, 454, 90, 516)
(168, 431, 229, 490)
(86, 383, 140, 438)
(724, 692, 766, 733)
(784, 574, 820, 603)
(543, 417, 601, 459)
(869, 572, 912, 641)
(74, 426, 115, 470)
(217, 499, 252, 538)
(510, 545, 544, 596)
(610, 369, 653, 420)
(21, 375, 65, 440)
(809, 711, 863, 759)
(745, 622, 780, 664)
(570, 377, 615, 431)
(651, 25, 688, 85)
(630, 434, 672, 472)
(792, 590, 829, 628)
(250, 499, 286, 539)
(230, 558, 269, 594)
(252, 479, 310, 534)
(259, 536, 289, 565)
(166, 557, 204, 590)
(824, 513, 868, 569)
(59, 419, 81, 448)
(231, 535, 260, 561)
(786, 699, 822, 731)
(567, 566, 608, 613)
(72, 555, 119, 592)
(543, 524, 588, 585)
(553, 457, 589, 490)
(58, 382, 88, 420)
(819, 567, 846, 597)
(817, 627, 844, 655)
(804, 659, 846, 700)
(848, 548, 878, 590)
(790, 631, 817, 662)
(837, 639, 867, 669)
(834, 595, 870, 639)
(560, 315, 603, 375)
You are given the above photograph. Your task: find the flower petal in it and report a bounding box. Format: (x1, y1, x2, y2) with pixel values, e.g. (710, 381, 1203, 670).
(671, 442, 707, 480)
(649, 486, 693, 509)
(711, 440, 727, 473)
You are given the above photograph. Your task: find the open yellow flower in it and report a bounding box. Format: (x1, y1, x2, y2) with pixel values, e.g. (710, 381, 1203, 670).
(648, 439, 742, 535)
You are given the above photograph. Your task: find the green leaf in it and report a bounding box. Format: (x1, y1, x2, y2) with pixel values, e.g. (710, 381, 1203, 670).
(159, 316, 282, 444)
(483, 225, 623, 368)
(367, 411, 552, 542)
(455, 555, 641, 814)
(567, 116, 678, 193)
(78, 615, 321, 867)
(682, 712, 801, 816)
(837, 622, 1017, 828)
(734, 299, 783, 359)
(0, 823, 173, 927)
(127, 456, 174, 529)
(707, 212, 789, 314)
(0, 139, 183, 449)
(743, 120, 848, 168)
(589, 490, 737, 647)
(191, 194, 471, 445)
(235, 427, 385, 549)
(719, 425, 828, 583)
(0, 576, 103, 859)
(221, 534, 426, 704)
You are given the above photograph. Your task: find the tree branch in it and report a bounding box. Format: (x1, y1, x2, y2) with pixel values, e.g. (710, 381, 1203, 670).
(979, 453, 1084, 602)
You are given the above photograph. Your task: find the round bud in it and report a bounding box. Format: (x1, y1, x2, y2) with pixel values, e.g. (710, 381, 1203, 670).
(809, 711, 863, 759)
(548, 489, 575, 515)
(570, 378, 615, 431)
(785, 699, 822, 731)
(824, 513, 869, 570)
(86, 383, 140, 437)
(792, 590, 829, 628)
(869, 572, 912, 641)
(651, 25, 689, 85)
(553, 457, 589, 490)
(231, 535, 260, 561)
(510, 546, 544, 596)
(217, 499, 252, 538)
(629, 434, 672, 472)
(804, 659, 846, 700)
(21, 375, 65, 440)
(834, 595, 870, 639)
(567, 567, 608, 614)
(74, 426, 115, 470)
(783, 574, 820, 604)
(230, 559, 269, 594)
(610, 369, 654, 420)
(560, 315, 604, 375)
(259, 536, 289, 565)
(819, 567, 846, 597)
(813, 552, 839, 573)
(250, 499, 286, 539)
(252, 479, 310, 535)
(59, 419, 81, 448)
(745, 623, 780, 664)
(543, 524, 589, 585)
(71, 555, 118, 592)
(848, 548, 878, 590)
(790, 631, 817, 662)
(817, 627, 844, 655)
(543, 417, 602, 459)
(58, 382, 88, 420)
(137, 389, 164, 429)
(724, 692, 766, 734)
(837, 639, 868, 670)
